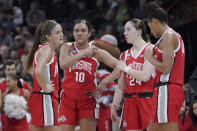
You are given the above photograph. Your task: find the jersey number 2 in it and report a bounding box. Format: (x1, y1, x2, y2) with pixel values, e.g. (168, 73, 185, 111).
(129, 77, 141, 86)
(75, 72, 85, 82)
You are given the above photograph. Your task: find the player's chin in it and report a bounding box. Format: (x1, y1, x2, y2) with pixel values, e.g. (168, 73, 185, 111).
(60, 39, 64, 44)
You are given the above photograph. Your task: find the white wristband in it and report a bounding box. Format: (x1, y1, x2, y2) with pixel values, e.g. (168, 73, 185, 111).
(124, 66, 131, 73)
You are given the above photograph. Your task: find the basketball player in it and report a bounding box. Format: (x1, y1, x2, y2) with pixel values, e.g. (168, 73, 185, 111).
(23, 20, 63, 131)
(111, 19, 155, 131)
(58, 19, 118, 131)
(144, 2, 185, 131)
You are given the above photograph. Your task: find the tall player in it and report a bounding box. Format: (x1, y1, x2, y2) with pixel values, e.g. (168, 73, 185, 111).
(111, 19, 155, 131)
(23, 20, 63, 131)
(144, 2, 185, 131)
(58, 19, 118, 131)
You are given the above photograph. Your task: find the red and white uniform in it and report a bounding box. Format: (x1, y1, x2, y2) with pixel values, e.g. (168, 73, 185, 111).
(96, 69, 117, 131)
(6, 88, 30, 131)
(59, 42, 100, 125)
(119, 43, 155, 130)
(28, 44, 59, 127)
(152, 28, 185, 123)
(0, 79, 30, 131)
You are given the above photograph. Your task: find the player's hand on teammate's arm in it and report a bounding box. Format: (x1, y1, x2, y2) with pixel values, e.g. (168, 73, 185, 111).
(81, 47, 98, 57)
(117, 60, 128, 72)
(144, 45, 154, 63)
(42, 81, 55, 93)
(111, 104, 120, 123)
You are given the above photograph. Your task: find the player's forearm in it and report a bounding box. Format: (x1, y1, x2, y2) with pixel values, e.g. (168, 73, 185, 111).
(112, 86, 123, 109)
(60, 51, 86, 69)
(123, 67, 151, 82)
(35, 70, 47, 91)
(101, 68, 119, 86)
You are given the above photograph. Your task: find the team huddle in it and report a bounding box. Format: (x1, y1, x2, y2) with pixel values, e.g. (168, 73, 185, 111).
(0, 2, 187, 131)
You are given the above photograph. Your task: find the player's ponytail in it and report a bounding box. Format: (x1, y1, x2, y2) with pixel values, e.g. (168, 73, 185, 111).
(142, 31, 150, 43)
(23, 23, 43, 74)
(23, 20, 58, 74)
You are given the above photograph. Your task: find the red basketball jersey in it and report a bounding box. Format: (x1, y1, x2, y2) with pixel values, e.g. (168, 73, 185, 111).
(153, 28, 185, 85)
(61, 42, 99, 100)
(120, 43, 155, 93)
(32, 44, 59, 99)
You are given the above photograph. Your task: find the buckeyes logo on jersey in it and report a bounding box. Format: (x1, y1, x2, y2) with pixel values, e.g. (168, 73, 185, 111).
(128, 62, 143, 71)
(70, 60, 92, 74)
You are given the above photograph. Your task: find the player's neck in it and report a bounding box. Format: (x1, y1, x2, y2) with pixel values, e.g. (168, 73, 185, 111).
(76, 42, 89, 50)
(159, 24, 170, 36)
(47, 42, 55, 50)
(132, 39, 146, 51)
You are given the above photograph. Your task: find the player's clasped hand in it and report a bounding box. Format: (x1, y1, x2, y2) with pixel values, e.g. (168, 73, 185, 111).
(144, 45, 154, 61)
(82, 47, 98, 57)
(116, 60, 127, 71)
(43, 81, 55, 93)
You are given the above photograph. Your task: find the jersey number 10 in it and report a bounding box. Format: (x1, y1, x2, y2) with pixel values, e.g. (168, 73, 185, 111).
(75, 72, 85, 82)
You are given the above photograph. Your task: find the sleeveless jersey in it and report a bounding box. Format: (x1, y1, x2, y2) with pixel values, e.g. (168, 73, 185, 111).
(61, 42, 99, 100)
(120, 43, 155, 93)
(153, 28, 185, 85)
(32, 44, 59, 99)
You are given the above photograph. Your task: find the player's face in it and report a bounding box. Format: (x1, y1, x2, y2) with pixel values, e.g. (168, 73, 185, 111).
(124, 22, 139, 44)
(147, 19, 160, 38)
(73, 23, 91, 45)
(48, 24, 64, 49)
(5, 64, 17, 76)
(6, 77, 17, 89)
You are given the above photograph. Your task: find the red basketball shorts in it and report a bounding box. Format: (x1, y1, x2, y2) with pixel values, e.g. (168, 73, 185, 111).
(28, 93, 59, 127)
(120, 95, 153, 130)
(58, 92, 99, 125)
(151, 84, 184, 123)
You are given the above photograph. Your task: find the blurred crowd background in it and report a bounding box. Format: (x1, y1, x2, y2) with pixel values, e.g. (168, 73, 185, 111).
(0, 0, 196, 89)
